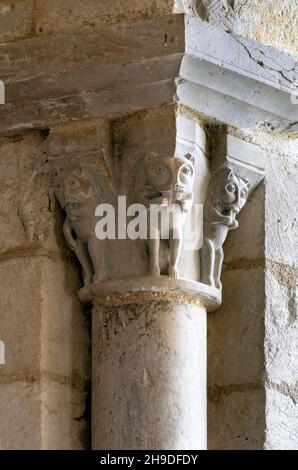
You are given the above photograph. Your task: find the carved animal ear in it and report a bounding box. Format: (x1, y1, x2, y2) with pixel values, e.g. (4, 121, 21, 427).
(215, 166, 232, 178)
(227, 169, 235, 179)
(145, 152, 158, 163)
(242, 178, 251, 189)
(184, 153, 195, 166)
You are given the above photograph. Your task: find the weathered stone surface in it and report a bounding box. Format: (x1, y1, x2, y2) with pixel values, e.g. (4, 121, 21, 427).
(34, 0, 175, 36)
(0, 80, 177, 134)
(177, 0, 235, 31)
(223, 183, 265, 265)
(0, 132, 63, 257)
(0, 256, 90, 449)
(40, 257, 90, 381)
(0, 382, 42, 450)
(0, 1, 33, 43)
(234, 0, 298, 58)
(185, 17, 298, 94)
(1, 16, 183, 80)
(0, 257, 42, 373)
(208, 268, 265, 387)
(177, 0, 298, 58)
(265, 268, 298, 392)
(40, 381, 88, 450)
(6, 54, 182, 105)
(265, 149, 298, 268)
(265, 388, 298, 450)
(208, 388, 265, 450)
(93, 300, 207, 450)
(0, 14, 184, 133)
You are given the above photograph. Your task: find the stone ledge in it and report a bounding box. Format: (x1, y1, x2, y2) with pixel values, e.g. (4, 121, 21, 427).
(79, 276, 222, 311)
(177, 55, 298, 137)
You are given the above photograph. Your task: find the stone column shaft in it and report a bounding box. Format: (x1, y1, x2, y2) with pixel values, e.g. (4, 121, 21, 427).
(92, 296, 207, 450)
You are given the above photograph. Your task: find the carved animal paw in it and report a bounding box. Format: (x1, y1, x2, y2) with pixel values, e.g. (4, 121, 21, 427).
(150, 265, 161, 277)
(169, 266, 179, 279)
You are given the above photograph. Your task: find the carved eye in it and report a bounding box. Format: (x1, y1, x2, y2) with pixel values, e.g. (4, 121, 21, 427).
(226, 183, 236, 193)
(182, 165, 192, 176)
(156, 165, 167, 174)
(68, 177, 79, 188)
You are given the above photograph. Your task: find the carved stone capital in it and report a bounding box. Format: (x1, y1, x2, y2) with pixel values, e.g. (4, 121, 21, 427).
(175, 0, 235, 31)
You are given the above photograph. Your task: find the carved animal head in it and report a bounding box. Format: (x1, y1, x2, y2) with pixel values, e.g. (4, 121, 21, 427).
(211, 167, 250, 215)
(60, 165, 101, 213)
(137, 153, 195, 203)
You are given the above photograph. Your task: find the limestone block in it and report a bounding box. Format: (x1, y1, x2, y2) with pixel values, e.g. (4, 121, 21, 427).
(6, 55, 182, 106)
(34, 0, 175, 35)
(0, 258, 42, 373)
(0, 382, 42, 450)
(0, 133, 65, 257)
(40, 381, 88, 450)
(265, 150, 298, 268)
(208, 268, 264, 387)
(265, 388, 298, 450)
(234, 0, 298, 58)
(0, 1, 33, 43)
(185, 17, 298, 95)
(208, 388, 265, 449)
(180, 0, 298, 57)
(0, 256, 90, 449)
(40, 258, 90, 381)
(223, 183, 265, 266)
(1, 17, 184, 80)
(0, 257, 89, 379)
(265, 269, 298, 389)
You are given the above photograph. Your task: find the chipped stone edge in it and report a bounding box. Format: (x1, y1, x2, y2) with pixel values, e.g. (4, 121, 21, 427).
(78, 276, 222, 312)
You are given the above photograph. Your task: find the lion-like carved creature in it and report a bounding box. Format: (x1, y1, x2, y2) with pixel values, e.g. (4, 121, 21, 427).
(55, 165, 105, 286)
(135, 153, 195, 279)
(200, 166, 250, 289)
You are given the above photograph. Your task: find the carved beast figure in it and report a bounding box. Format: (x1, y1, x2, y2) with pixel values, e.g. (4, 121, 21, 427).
(56, 165, 105, 286)
(200, 166, 250, 289)
(135, 153, 195, 279)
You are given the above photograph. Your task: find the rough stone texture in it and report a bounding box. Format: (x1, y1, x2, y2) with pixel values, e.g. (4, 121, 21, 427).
(208, 125, 298, 450)
(177, 0, 298, 57)
(0, 4, 184, 134)
(208, 268, 265, 449)
(0, 256, 90, 449)
(263, 141, 298, 448)
(207, 130, 267, 449)
(234, 0, 298, 58)
(208, 388, 265, 450)
(0, 0, 33, 43)
(184, 14, 298, 102)
(92, 300, 207, 450)
(265, 388, 298, 450)
(0, 122, 94, 449)
(0, 0, 297, 452)
(34, 0, 175, 36)
(0, 132, 64, 259)
(265, 147, 298, 269)
(0, 382, 42, 450)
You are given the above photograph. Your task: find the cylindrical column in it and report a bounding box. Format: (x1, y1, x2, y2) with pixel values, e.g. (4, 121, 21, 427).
(92, 296, 207, 450)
